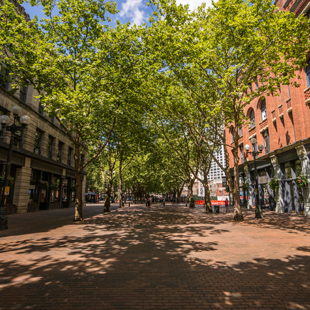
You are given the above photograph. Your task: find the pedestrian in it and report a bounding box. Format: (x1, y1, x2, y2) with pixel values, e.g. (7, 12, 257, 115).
(225, 198, 229, 213)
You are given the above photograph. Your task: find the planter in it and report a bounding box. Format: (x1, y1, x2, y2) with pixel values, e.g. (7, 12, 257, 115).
(5, 204, 17, 215)
(27, 204, 39, 212)
(296, 175, 308, 189)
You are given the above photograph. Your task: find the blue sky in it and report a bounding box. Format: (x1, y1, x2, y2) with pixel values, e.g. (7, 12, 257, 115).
(22, 0, 213, 26)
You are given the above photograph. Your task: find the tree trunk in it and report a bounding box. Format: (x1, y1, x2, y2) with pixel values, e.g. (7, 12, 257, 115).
(119, 157, 123, 208)
(232, 129, 244, 222)
(203, 182, 212, 213)
(104, 189, 111, 213)
(74, 144, 83, 221)
(74, 170, 83, 221)
(189, 180, 195, 208)
(104, 173, 113, 213)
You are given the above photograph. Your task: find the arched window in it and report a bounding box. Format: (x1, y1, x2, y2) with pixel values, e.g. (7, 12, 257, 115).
(230, 126, 234, 142)
(260, 98, 267, 121)
(249, 109, 255, 128)
(306, 59, 310, 87)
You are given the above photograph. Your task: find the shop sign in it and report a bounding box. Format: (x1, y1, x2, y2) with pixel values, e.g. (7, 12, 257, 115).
(4, 186, 10, 195)
(259, 175, 268, 183)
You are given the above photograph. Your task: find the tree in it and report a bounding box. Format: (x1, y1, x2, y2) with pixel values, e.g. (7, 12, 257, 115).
(147, 0, 310, 221)
(0, 0, 146, 220)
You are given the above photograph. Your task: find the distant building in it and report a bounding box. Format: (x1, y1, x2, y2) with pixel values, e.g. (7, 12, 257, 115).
(207, 145, 226, 181)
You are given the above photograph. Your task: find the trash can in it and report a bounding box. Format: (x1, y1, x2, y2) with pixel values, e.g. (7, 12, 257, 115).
(214, 205, 220, 213)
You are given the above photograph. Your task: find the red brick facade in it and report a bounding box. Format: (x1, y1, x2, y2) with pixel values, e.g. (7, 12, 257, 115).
(226, 0, 310, 169)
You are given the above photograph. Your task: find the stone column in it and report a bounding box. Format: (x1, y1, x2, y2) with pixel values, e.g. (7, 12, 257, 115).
(295, 145, 310, 216)
(270, 155, 284, 213)
(53, 138, 58, 161)
(244, 165, 253, 209)
(13, 157, 32, 213)
(40, 132, 49, 157)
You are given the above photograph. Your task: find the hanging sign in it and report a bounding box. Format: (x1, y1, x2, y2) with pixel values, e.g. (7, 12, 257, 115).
(4, 186, 10, 195)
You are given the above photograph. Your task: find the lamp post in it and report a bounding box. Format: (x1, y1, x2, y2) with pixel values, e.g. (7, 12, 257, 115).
(0, 106, 30, 230)
(244, 138, 264, 218)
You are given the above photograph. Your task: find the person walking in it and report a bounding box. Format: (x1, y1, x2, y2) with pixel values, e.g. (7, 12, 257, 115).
(225, 198, 229, 213)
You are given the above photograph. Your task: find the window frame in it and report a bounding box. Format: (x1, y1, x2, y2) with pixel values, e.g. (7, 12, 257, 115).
(20, 84, 28, 103)
(34, 129, 43, 155)
(249, 109, 256, 128)
(306, 58, 310, 87)
(263, 130, 270, 154)
(260, 99, 267, 121)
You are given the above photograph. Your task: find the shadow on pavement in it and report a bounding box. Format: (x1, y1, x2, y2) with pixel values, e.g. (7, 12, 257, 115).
(0, 205, 309, 309)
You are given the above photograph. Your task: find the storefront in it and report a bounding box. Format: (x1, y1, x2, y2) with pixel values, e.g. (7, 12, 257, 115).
(235, 142, 310, 215)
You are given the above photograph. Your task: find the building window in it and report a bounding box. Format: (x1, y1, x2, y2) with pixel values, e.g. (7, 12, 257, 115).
(47, 135, 54, 159)
(12, 120, 22, 148)
(260, 98, 267, 121)
(57, 141, 64, 162)
(255, 76, 259, 90)
(68, 147, 73, 166)
(39, 102, 44, 115)
(306, 59, 310, 87)
(263, 130, 270, 154)
(248, 82, 252, 92)
(0, 109, 7, 138)
(34, 129, 43, 155)
(252, 141, 257, 160)
(230, 127, 234, 142)
(239, 124, 243, 137)
(20, 84, 28, 103)
(0, 64, 9, 90)
(249, 109, 255, 128)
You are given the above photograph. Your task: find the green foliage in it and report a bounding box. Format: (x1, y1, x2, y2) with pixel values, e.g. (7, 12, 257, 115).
(296, 175, 308, 188)
(269, 178, 279, 191)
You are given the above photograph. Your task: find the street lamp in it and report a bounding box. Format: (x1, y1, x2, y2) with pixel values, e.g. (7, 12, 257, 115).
(244, 137, 264, 218)
(0, 106, 30, 230)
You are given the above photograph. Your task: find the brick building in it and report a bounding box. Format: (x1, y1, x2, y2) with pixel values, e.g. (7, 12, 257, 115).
(225, 0, 310, 216)
(0, 1, 86, 215)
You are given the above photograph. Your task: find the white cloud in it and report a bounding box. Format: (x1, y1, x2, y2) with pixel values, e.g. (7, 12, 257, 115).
(175, 0, 213, 11)
(119, 0, 147, 25)
(119, 0, 214, 25)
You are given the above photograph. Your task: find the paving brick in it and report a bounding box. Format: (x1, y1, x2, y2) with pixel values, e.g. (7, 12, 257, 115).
(0, 203, 309, 309)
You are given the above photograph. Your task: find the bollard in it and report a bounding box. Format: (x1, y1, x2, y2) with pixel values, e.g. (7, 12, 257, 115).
(129, 202, 131, 208)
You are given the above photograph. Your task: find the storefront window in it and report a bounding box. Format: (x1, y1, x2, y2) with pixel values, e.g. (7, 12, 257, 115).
(50, 176, 60, 202)
(29, 169, 40, 204)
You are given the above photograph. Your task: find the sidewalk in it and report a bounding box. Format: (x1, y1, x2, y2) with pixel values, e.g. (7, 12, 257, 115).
(0, 204, 309, 309)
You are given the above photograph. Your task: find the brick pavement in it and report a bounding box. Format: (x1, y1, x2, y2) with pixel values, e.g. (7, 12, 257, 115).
(0, 204, 309, 310)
